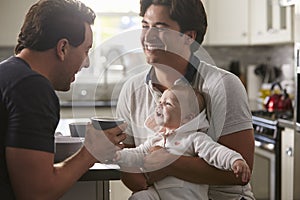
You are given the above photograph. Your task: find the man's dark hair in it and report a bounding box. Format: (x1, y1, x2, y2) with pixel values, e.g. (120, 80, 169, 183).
(140, 0, 207, 52)
(15, 0, 96, 54)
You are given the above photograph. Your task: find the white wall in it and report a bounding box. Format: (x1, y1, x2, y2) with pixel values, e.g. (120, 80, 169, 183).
(0, 0, 37, 46)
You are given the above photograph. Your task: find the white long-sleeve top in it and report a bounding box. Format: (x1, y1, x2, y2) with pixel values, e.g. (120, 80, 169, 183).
(117, 110, 244, 171)
(117, 110, 246, 200)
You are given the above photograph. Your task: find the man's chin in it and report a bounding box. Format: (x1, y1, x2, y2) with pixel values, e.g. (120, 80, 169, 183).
(146, 57, 160, 65)
(55, 85, 71, 92)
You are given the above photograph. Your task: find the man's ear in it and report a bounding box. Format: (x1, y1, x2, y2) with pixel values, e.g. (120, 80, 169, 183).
(183, 31, 197, 45)
(56, 39, 69, 61)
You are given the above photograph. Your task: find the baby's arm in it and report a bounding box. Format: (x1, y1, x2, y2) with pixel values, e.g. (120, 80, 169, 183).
(114, 136, 160, 167)
(232, 159, 251, 183)
(194, 133, 251, 182)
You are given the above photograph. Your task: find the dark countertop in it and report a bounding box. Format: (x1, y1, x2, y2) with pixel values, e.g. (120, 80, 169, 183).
(60, 100, 117, 108)
(79, 163, 120, 182)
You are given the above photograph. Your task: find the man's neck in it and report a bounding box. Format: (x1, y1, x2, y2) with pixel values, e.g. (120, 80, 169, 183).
(16, 48, 55, 81)
(152, 55, 190, 91)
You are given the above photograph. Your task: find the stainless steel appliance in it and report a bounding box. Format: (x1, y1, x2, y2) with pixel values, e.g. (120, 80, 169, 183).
(295, 0, 300, 131)
(296, 42, 300, 130)
(251, 110, 300, 200)
(251, 111, 283, 200)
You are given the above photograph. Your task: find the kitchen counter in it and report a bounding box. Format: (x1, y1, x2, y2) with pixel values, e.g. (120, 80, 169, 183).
(60, 100, 117, 107)
(60, 164, 121, 200)
(56, 120, 124, 200)
(80, 163, 120, 182)
(278, 118, 295, 129)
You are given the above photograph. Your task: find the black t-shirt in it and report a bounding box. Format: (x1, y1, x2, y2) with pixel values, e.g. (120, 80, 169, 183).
(0, 56, 60, 199)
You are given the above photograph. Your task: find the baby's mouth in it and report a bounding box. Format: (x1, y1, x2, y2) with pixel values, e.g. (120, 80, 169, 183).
(156, 110, 163, 117)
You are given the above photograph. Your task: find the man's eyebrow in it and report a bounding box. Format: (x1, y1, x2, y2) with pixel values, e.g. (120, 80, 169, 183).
(141, 20, 170, 27)
(155, 22, 169, 27)
(141, 19, 148, 24)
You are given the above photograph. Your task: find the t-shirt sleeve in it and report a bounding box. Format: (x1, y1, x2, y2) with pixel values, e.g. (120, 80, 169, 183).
(221, 74, 253, 136)
(116, 79, 135, 145)
(5, 75, 59, 153)
(207, 73, 253, 140)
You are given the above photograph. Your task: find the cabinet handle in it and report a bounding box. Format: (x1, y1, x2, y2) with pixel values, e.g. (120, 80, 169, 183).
(267, 29, 279, 34)
(286, 147, 293, 157)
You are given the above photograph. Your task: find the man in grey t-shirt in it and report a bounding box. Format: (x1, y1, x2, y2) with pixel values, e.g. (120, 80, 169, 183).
(116, 0, 255, 199)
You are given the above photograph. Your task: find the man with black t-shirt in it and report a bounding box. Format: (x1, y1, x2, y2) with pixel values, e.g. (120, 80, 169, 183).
(0, 0, 126, 199)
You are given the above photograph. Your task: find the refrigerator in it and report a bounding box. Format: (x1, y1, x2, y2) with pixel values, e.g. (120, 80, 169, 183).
(292, 1, 300, 200)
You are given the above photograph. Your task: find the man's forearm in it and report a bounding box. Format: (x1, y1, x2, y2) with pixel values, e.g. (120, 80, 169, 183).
(120, 171, 148, 192)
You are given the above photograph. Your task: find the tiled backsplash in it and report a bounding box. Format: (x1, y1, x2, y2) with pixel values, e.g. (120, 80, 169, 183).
(204, 44, 294, 73)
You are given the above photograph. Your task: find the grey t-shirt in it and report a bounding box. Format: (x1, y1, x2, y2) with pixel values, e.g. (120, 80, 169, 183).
(117, 55, 252, 145)
(116, 51, 254, 199)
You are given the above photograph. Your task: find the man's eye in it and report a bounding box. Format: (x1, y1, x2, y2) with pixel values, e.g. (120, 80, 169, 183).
(166, 102, 172, 106)
(142, 25, 149, 30)
(157, 27, 167, 32)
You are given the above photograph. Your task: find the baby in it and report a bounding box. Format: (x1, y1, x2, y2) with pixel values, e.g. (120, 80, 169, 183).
(115, 85, 251, 200)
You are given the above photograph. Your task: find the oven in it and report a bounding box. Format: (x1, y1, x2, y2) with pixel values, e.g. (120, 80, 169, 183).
(251, 112, 283, 200)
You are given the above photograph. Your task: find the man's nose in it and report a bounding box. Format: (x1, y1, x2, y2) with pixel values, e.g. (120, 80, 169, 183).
(144, 27, 159, 41)
(81, 57, 90, 69)
(157, 102, 163, 108)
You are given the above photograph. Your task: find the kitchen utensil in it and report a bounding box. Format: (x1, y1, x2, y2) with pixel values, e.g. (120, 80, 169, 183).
(247, 65, 262, 101)
(69, 122, 88, 137)
(281, 64, 294, 80)
(264, 82, 293, 112)
(91, 116, 125, 130)
(54, 136, 84, 162)
(254, 63, 281, 83)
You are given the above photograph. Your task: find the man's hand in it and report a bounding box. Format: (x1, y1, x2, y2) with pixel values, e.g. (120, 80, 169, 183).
(84, 123, 127, 163)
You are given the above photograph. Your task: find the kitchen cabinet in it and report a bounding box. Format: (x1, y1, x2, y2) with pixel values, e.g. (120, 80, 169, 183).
(206, 0, 249, 45)
(281, 127, 300, 200)
(281, 126, 294, 200)
(205, 0, 293, 45)
(0, 0, 36, 47)
(279, 121, 300, 200)
(251, 0, 292, 44)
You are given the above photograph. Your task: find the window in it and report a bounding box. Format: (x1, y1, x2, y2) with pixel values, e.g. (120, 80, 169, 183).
(77, 0, 143, 81)
(57, 1, 146, 102)
(81, 0, 141, 45)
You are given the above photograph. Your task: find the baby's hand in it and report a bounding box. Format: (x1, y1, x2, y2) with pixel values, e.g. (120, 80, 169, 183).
(232, 159, 251, 183)
(149, 146, 163, 153)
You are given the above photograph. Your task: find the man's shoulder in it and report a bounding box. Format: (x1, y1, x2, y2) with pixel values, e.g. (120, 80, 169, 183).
(0, 57, 34, 80)
(123, 70, 148, 89)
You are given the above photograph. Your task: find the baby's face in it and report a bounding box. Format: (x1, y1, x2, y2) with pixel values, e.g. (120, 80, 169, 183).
(155, 90, 188, 129)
